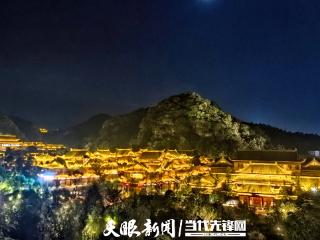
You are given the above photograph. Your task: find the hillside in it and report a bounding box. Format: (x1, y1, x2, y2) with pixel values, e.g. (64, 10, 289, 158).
(45, 113, 111, 147)
(2, 92, 320, 155)
(0, 112, 25, 138)
(96, 108, 147, 149)
(248, 123, 320, 154)
(97, 92, 269, 156)
(9, 115, 41, 141)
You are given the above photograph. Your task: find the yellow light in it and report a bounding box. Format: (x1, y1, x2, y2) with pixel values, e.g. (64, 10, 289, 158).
(39, 128, 48, 134)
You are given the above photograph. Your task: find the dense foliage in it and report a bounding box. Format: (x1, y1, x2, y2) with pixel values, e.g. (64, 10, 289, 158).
(2, 150, 320, 240)
(1, 92, 320, 155)
(249, 123, 320, 155)
(98, 93, 268, 157)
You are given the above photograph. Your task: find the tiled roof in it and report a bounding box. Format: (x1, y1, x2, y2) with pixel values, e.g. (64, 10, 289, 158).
(140, 151, 163, 159)
(237, 150, 298, 162)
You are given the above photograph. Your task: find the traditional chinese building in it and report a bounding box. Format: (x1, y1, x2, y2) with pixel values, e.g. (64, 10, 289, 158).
(300, 157, 320, 190)
(0, 134, 65, 152)
(31, 147, 320, 209)
(231, 150, 301, 208)
(0, 134, 22, 151)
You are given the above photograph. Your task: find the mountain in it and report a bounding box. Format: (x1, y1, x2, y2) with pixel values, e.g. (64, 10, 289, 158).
(97, 92, 269, 156)
(0, 113, 42, 141)
(0, 112, 25, 138)
(4, 92, 319, 156)
(248, 123, 320, 154)
(45, 113, 111, 147)
(9, 116, 41, 140)
(96, 108, 147, 149)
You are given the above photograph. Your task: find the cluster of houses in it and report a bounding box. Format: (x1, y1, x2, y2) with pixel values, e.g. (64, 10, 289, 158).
(32, 147, 320, 208)
(2, 134, 320, 208)
(0, 134, 64, 152)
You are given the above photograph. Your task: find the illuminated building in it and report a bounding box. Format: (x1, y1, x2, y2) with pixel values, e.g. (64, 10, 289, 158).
(39, 128, 48, 134)
(0, 134, 22, 151)
(231, 150, 301, 208)
(31, 147, 320, 209)
(300, 157, 320, 191)
(0, 134, 65, 152)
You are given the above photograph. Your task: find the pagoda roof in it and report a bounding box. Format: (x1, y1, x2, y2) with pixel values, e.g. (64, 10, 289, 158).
(0, 134, 19, 138)
(140, 151, 163, 159)
(235, 150, 298, 162)
(96, 149, 112, 155)
(234, 184, 280, 195)
(65, 149, 88, 157)
(115, 149, 132, 155)
(237, 163, 291, 175)
(165, 149, 179, 155)
(0, 134, 21, 142)
(302, 158, 320, 169)
(300, 170, 320, 177)
(214, 156, 233, 166)
(199, 175, 216, 186)
(177, 150, 196, 156)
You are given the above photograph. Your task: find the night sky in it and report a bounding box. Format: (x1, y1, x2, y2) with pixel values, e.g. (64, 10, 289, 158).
(1, 0, 320, 133)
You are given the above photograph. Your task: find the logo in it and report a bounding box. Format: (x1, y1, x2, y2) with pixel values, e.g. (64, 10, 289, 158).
(103, 219, 246, 238)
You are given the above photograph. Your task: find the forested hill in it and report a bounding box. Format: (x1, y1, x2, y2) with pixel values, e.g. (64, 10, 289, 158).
(248, 123, 320, 154)
(2, 92, 320, 156)
(96, 92, 269, 156)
